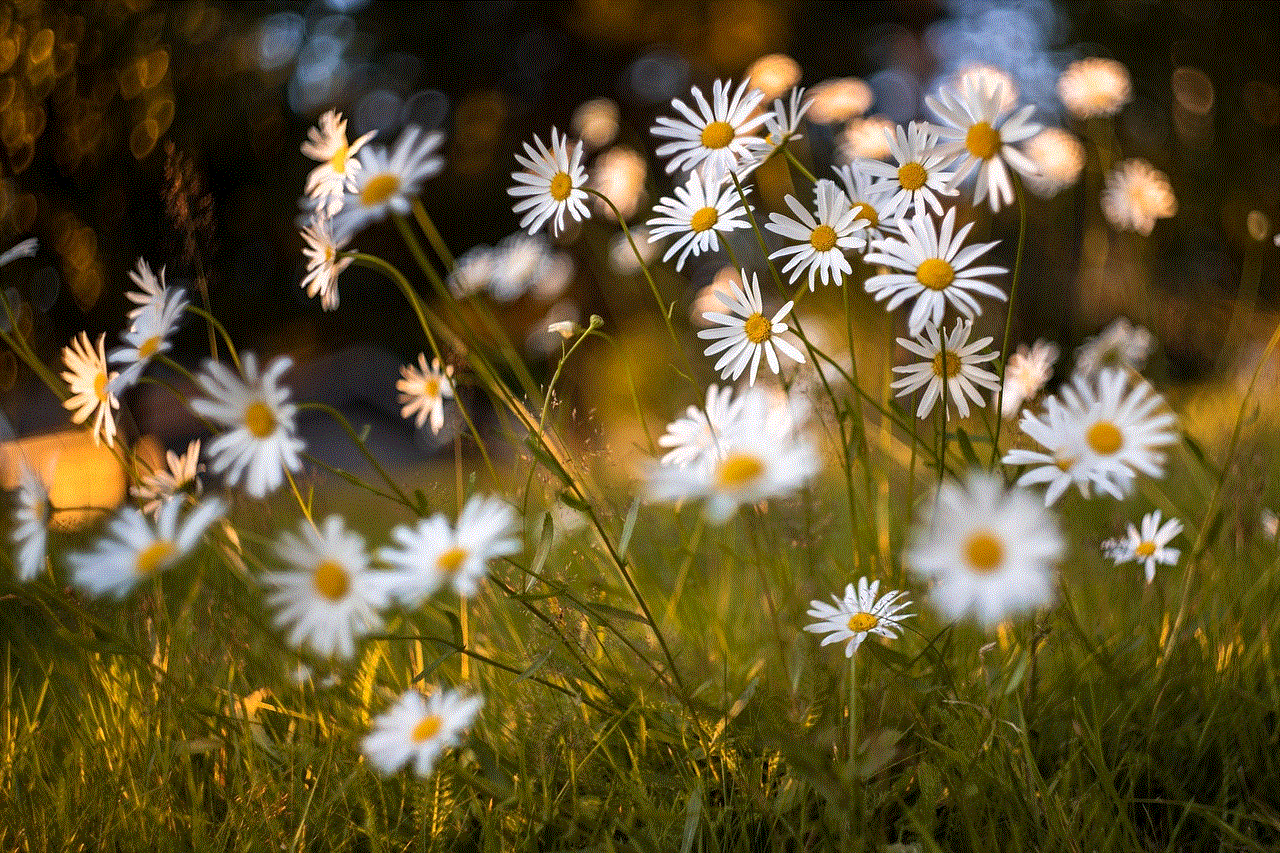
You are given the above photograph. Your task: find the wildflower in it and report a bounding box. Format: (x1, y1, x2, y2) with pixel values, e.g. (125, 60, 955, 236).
(651, 79, 768, 179)
(838, 115, 896, 162)
(907, 470, 1064, 627)
(190, 353, 304, 498)
(11, 462, 49, 582)
(646, 172, 751, 272)
(300, 214, 352, 311)
(332, 126, 445, 239)
(805, 577, 913, 657)
(1002, 396, 1091, 505)
(806, 77, 873, 124)
(765, 179, 868, 289)
(124, 257, 168, 321)
(747, 54, 801, 100)
(362, 688, 483, 777)
(1101, 159, 1176, 235)
(571, 97, 620, 150)
(999, 339, 1059, 418)
(488, 232, 572, 302)
(1058, 58, 1131, 120)
(696, 270, 805, 385)
(1075, 317, 1153, 377)
(109, 285, 188, 389)
(301, 109, 376, 216)
(131, 439, 204, 517)
(547, 320, 579, 338)
(509, 128, 590, 236)
(447, 244, 494, 298)
(951, 64, 1019, 112)
(1106, 509, 1183, 583)
(61, 331, 119, 447)
(588, 145, 646, 221)
(831, 161, 899, 243)
(1023, 129, 1084, 198)
(397, 354, 454, 434)
(891, 319, 1000, 420)
(760, 86, 812, 147)
(857, 121, 957, 218)
(657, 384, 746, 469)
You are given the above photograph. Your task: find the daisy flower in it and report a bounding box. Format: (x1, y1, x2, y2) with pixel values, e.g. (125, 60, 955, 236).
(397, 354, 454, 434)
(379, 494, 521, 604)
(1074, 317, 1153, 377)
(857, 121, 957, 218)
(926, 76, 1041, 212)
(125, 257, 168, 321)
(998, 338, 1059, 418)
(651, 79, 769, 180)
(737, 87, 813, 174)
(190, 353, 304, 498)
(1106, 509, 1183, 583)
(1002, 396, 1091, 506)
(508, 128, 590, 236)
(657, 384, 746, 469)
(61, 331, 120, 447)
(695, 270, 805, 385)
(863, 206, 1008, 336)
(362, 688, 483, 777)
(332, 125, 445, 239)
(489, 232, 569, 302)
(646, 172, 751, 272)
(1058, 58, 1132, 120)
(907, 470, 1064, 627)
(12, 462, 49, 582)
(765, 178, 868, 289)
(109, 284, 188, 389)
(447, 244, 494, 298)
(1101, 159, 1176, 235)
(891, 319, 1000, 420)
(131, 439, 204, 517)
(1023, 128, 1085, 198)
(67, 496, 226, 599)
(838, 115, 896, 162)
(806, 77, 873, 124)
(804, 577, 913, 657)
(261, 515, 390, 660)
(300, 214, 352, 311)
(301, 109, 376, 216)
(0, 237, 37, 267)
(832, 161, 899, 243)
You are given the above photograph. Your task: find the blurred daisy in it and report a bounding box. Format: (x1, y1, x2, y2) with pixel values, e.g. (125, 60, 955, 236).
(0, 237, 37, 266)
(131, 439, 204, 517)
(509, 128, 590, 236)
(332, 126, 445, 239)
(610, 225, 661, 275)
(109, 284, 188, 389)
(300, 214, 352, 311)
(447, 244, 493, 298)
(1107, 509, 1183, 583)
(397, 354, 454, 434)
(61, 331, 119, 447)
(1075, 317, 1153, 377)
(998, 339, 1059, 418)
(951, 65, 1019, 112)
(1101, 159, 1176, 235)
(864, 206, 1007, 336)
(696, 270, 805, 385)
(857, 121, 957, 217)
(765, 179, 868, 289)
(572, 97, 620, 150)
(125, 257, 168, 321)
(12, 462, 49, 582)
(1023, 129, 1084, 198)
(1058, 58, 1131, 120)
(67, 496, 226, 599)
(891, 319, 1000, 420)
(832, 161, 898, 243)
(838, 115, 896, 162)
(806, 77, 873, 124)
(646, 172, 751, 272)
(588, 145, 646, 221)
(651, 79, 768, 179)
(804, 577, 913, 657)
(379, 494, 521, 604)
(190, 353, 304, 498)
(657, 384, 745, 469)
(926, 77, 1040, 212)
(262, 515, 389, 660)
(362, 688, 483, 778)
(907, 470, 1064, 627)
(301, 109, 376, 216)
(746, 54, 801, 100)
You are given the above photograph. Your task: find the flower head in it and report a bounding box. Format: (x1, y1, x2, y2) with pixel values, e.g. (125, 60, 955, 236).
(131, 439, 204, 517)
(332, 126, 444, 239)
(362, 688, 483, 777)
(646, 172, 751, 271)
(1106, 509, 1183, 583)
(1023, 129, 1084, 198)
(109, 284, 188, 390)
(695, 270, 805, 385)
(765, 179, 868, 289)
(12, 462, 49, 582)
(509, 128, 590, 236)
(651, 79, 769, 180)
(124, 257, 168, 322)
(1075, 317, 1153, 378)
(1058, 58, 1132, 119)
(301, 109, 377, 216)
(856, 121, 957, 218)
(657, 384, 746, 469)
(61, 331, 119, 447)
(999, 339, 1059, 418)
(891, 319, 1000, 420)
(1101, 159, 1176, 235)
(804, 577, 913, 657)
(300, 214, 352, 311)
(397, 354, 454, 433)
(831, 161, 899, 243)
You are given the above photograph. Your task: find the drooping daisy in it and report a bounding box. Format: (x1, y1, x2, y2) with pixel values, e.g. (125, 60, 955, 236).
(804, 577, 913, 657)
(1058, 57, 1132, 120)
(508, 128, 590, 237)
(651, 79, 769, 179)
(857, 121, 957, 218)
(379, 494, 521, 604)
(190, 353, 304, 498)
(301, 109, 376, 216)
(397, 354, 454, 434)
(891, 319, 1000, 420)
(67, 496, 226, 599)
(1023, 128, 1085, 198)
(737, 86, 813, 175)
(1106, 509, 1183, 583)
(0, 237, 37, 267)
(1101, 158, 1176, 236)
(332, 125, 445, 239)
(362, 688, 483, 778)
(261, 515, 390, 660)
(1002, 396, 1092, 506)
(999, 339, 1059, 418)
(925, 77, 1041, 212)
(61, 331, 120, 447)
(300, 214, 352, 311)
(12, 462, 49, 582)
(109, 284, 188, 389)
(695, 270, 805, 385)
(1074, 317, 1153, 377)
(131, 439, 204, 517)
(125, 257, 167, 321)
(831, 161, 899, 243)
(765, 179, 868, 289)
(864, 206, 1008, 336)
(907, 470, 1064, 627)
(657, 384, 745, 469)
(646, 172, 751, 272)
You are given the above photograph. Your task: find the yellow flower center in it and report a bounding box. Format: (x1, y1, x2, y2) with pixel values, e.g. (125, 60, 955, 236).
(134, 540, 177, 577)
(412, 714, 443, 743)
(323, 245, 335, 264)
(809, 224, 838, 252)
(852, 201, 878, 229)
(423, 377, 441, 400)
(847, 612, 879, 632)
(931, 351, 962, 378)
(436, 546, 468, 574)
(1054, 455, 1076, 472)
(312, 559, 350, 601)
(963, 529, 1005, 574)
(916, 258, 955, 291)
(94, 371, 109, 402)
(137, 336, 161, 360)
(714, 452, 766, 490)
(898, 161, 927, 191)
(965, 121, 1001, 160)
(1086, 420, 1123, 455)
(548, 171, 573, 201)
(244, 401, 276, 439)
(690, 206, 719, 233)
(329, 140, 348, 173)
(360, 173, 401, 206)
(1135, 541, 1156, 558)
(743, 313, 772, 344)
(700, 120, 736, 149)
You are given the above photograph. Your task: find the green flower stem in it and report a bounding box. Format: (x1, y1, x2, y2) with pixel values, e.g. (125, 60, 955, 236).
(284, 467, 315, 528)
(990, 173, 1027, 467)
(0, 325, 66, 402)
(783, 147, 819, 185)
(300, 451, 401, 506)
(155, 353, 200, 388)
(185, 304, 242, 375)
(410, 198, 456, 272)
(296, 401, 416, 511)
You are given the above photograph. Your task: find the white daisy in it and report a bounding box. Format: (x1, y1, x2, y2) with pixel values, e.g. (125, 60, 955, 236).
(379, 494, 521, 605)
(832, 161, 899, 243)
(857, 121, 957, 218)
(300, 214, 352, 311)
(125, 257, 168, 321)
(447, 244, 494, 298)
(657, 384, 746, 469)
(1023, 128, 1085, 198)
(891, 319, 1000, 420)
(60, 331, 119, 447)
(1002, 395, 1091, 506)
(332, 125, 445, 239)
(737, 86, 813, 175)
(998, 339, 1059, 418)
(190, 353, 304, 498)
(0, 237, 37, 266)
(1101, 158, 1176, 236)
(109, 284, 188, 389)
(301, 109, 376, 216)
(804, 577, 913, 657)
(508, 128, 590, 236)
(806, 77, 873, 124)
(12, 462, 49, 582)
(489, 232, 561, 302)
(1074, 317, 1153, 377)
(646, 172, 751, 272)
(907, 470, 1064, 627)
(650, 78, 769, 179)
(1058, 57, 1132, 120)
(67, 496, 226, 599)
(131, 439, 204, 517)
(837, 115, 896, 162)
(926, 76, 1041, 212)
(1107, 509, 1183, 583)
(397, 354, 454, 434)
(362, 688, 483, 778)
(863, 206, 1008, 336)
(695, 270, 805, 385)
(765, 179, 868, 289)
(261, 515, 390, 660)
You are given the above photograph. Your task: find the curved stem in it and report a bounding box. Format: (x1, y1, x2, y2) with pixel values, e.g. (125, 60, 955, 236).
(410, 198, 456, 272)
(184, 305, 242, 375)
(297, 401, 416, 511)
(991, 174, 1027, 467)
